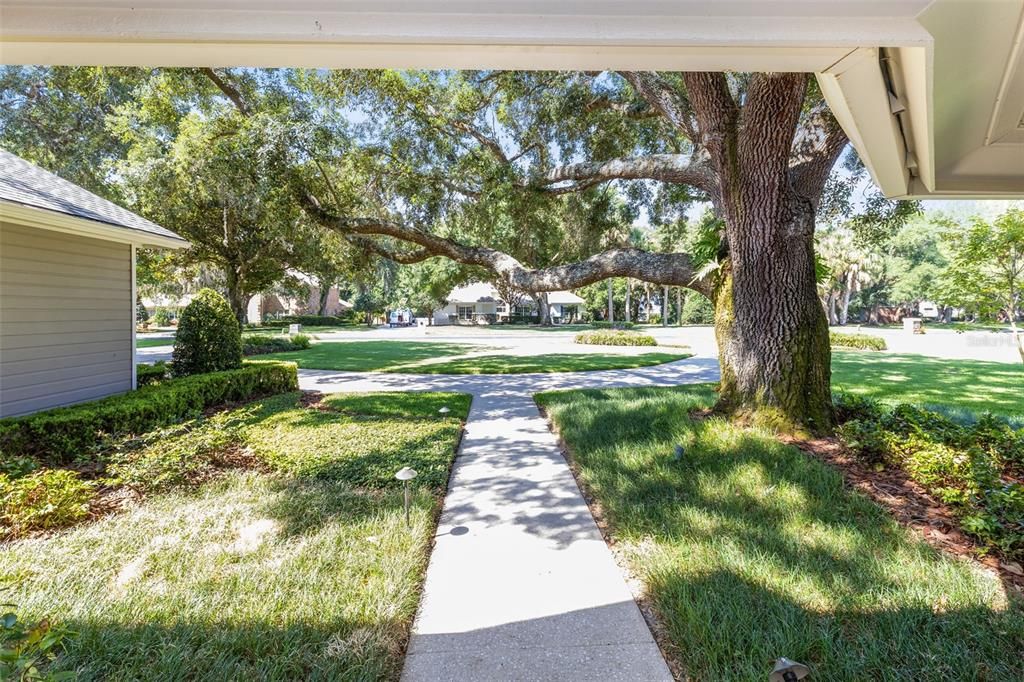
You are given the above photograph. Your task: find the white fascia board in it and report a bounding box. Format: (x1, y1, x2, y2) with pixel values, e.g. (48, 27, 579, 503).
(0, 201, 190, 250)
(817, 47, 916, 198)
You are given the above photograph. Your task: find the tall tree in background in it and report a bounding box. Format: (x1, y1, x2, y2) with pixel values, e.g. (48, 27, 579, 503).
(941, 208, 1024, 363)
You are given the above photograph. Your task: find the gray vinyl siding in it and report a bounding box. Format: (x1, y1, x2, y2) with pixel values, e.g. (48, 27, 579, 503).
(0, 221, 132, 417)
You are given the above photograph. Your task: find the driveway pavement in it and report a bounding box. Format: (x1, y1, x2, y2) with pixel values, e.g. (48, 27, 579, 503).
(299, 358, 719, 681)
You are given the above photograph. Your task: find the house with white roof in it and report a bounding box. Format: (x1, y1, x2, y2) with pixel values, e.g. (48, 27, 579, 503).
(436, 282, 583, 325)
(0, 149, 189, 417)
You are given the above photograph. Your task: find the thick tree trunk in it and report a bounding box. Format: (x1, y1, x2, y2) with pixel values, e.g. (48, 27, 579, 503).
(317, 285, 330, 316)
(714, 199, 833, 432)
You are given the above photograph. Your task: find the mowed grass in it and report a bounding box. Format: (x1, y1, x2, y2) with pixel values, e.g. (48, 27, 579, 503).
(537, 384, 1024, 681)
(263, 339, 691, 374)
(261, 340, 477, 371)
(832, 350, 1024, 417)
(0, 391, 471, 681)
(415, 351, 691, 374)
(135, 337, 175, 348)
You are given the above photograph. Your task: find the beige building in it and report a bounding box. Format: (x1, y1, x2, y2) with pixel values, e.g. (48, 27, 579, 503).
(0, 150, 188, 417)
(436, 283, 583, 325)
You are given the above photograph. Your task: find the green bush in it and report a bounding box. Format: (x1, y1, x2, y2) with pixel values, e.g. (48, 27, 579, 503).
(647, 313, 662, 325)
(136, 361, 168, 386)
(575, 329, 658, 346)
(0, 469, 94, 537)
(0, 361, 298, 465)
(832, 390, 885, 423)
(152, 308, 174, 327)
(590, 321, 636, 330)
(680, 293, 714, 324)
(171, 289, 242, 377)
(242, 333, 311, 356)
(1, 606, 73, 680)
(829, 331, 887, 351)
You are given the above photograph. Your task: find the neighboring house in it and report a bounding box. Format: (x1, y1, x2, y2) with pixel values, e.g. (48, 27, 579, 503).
(435, 283, 583, 325)
(246, 280, 352, 324)
(0, 149, 188, 417)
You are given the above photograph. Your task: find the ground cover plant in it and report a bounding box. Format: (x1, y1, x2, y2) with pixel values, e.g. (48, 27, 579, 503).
(831, 351, 1024, 417)
(538, 384, 1024, 680)
(834, 392, 1024, 559)
(575, 329, 658, 346)
(829, 331, 887, 351)
(0, 390, 471, 679)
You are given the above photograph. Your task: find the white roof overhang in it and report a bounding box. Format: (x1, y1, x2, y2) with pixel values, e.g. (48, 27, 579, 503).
(0, 0, 1021, 199)
(0, 200, 190, 249)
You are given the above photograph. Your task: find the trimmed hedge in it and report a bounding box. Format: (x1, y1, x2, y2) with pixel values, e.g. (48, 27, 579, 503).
(242, 333, 311, 356)
(137, 361, 169, 386)
(172, 289, 243, 377)
(575, 329, 658, 346)
(0, 361, 298, 465)
(830, 331, 887, 351)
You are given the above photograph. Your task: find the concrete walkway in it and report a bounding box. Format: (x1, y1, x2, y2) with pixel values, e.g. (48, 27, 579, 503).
(299, 357, 719, 680)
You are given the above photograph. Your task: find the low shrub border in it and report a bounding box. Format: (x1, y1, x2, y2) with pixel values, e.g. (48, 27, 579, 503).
(0, 361, 298, 465)
(275, 315, 349, 327)
(242, 333, 311, 356)
(830, 331, 887, 351)
(833, 392, 1024, 559)
(136, 361, 169, 386)
(575, 329, 657, 346)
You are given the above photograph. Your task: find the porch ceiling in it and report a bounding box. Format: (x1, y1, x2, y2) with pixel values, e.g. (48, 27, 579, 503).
(1, 0, 1020, 198)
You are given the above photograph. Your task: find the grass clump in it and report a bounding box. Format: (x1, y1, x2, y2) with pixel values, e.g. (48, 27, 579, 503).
(829, 331, 887, 351)
(575, 329, 658, 346)
(538, 384, 1023, 680)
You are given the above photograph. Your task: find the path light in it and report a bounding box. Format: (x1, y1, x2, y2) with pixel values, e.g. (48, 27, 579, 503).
(395, 466, 418, 528)
(769, 658, 810, 682)
(438, 406, 450, 416)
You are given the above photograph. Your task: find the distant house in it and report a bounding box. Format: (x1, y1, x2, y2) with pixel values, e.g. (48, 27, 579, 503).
(0, 150, 188, 417)
(246, 275, 353, 324)
(435, 283, 583, 325)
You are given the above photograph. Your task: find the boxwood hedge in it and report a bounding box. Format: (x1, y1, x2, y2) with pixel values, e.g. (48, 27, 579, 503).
(0, 361, 297, 464)
(830, 331, 887, 351)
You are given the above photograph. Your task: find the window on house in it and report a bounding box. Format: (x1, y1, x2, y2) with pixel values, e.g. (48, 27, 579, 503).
(457, 305, 475, 320)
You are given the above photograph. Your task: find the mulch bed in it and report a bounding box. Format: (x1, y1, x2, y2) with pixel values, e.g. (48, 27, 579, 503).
(780, 433, 1024, 598)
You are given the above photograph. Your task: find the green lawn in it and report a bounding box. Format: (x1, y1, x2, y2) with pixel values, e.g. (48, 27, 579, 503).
(414, 351, 691, 374)
(538, 384, 1024, 680)
(135, 337, 174, 348)
(246, 324, 375, 334)
(262, 340, 691, 374)
(832, 350, 1023, 417)
(0, 391, 471, 680)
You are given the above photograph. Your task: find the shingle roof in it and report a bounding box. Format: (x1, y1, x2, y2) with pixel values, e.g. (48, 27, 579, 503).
(0, 149, 186, 245)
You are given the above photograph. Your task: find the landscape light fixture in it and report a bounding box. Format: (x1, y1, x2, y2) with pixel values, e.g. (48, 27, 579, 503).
(438, 406, 450, 415)
(769, 658, 810, 682)
(395, 466, 418, 528)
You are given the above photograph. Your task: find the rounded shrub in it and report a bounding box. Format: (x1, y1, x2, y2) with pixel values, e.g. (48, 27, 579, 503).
(171, 289, 243, 377)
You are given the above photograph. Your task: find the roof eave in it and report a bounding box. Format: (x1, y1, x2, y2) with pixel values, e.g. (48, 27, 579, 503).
(0, 200, 189, 249)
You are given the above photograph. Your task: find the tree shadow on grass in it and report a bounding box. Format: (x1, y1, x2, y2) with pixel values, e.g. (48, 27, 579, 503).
(544, 387, 1024, 678)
